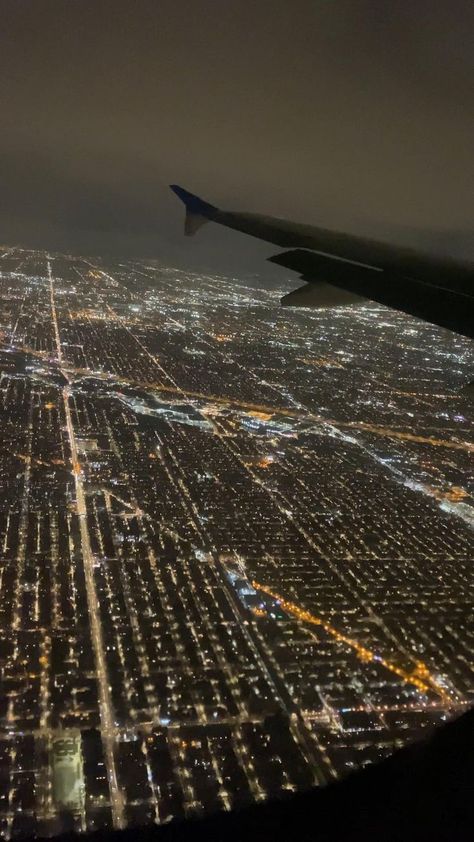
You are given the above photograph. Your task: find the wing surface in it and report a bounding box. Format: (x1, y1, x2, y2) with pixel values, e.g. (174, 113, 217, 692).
(170, 185, 474, 338)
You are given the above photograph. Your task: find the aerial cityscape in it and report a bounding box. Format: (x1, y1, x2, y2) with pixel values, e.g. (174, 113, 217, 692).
(0, 246, 472, 837)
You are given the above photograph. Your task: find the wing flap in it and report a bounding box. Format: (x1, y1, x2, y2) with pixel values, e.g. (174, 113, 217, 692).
(281, 283, 366, 308)
(271, 250, 474, 337)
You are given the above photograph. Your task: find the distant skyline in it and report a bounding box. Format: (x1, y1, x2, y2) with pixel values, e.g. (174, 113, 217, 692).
(1, 0, 474, 264)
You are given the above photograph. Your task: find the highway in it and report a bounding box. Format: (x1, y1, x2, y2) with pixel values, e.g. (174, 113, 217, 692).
(6, 342, 473, 456)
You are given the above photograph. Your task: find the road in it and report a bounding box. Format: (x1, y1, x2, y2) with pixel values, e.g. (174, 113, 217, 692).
(48, 260, 125, 829)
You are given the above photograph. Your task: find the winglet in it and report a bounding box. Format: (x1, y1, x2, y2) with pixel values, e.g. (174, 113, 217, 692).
(170, 185, 218, 236)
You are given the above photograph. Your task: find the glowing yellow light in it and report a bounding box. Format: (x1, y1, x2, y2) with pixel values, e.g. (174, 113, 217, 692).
(252, 580, 451, 702)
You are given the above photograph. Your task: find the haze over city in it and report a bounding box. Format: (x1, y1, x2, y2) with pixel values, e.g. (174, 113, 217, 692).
(2, 1, 473, 262)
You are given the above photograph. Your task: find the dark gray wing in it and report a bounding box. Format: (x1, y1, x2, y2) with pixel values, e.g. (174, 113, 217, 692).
(170, 185, 474, 339)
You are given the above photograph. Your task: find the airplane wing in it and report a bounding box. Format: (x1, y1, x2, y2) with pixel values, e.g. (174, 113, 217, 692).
(170, 185, 474, 340)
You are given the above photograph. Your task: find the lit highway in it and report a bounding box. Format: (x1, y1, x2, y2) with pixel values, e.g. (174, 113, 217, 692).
(49, 261, 125, 829)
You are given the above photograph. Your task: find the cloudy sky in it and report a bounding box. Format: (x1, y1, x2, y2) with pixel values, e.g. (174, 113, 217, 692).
(2, 0, 473, 269)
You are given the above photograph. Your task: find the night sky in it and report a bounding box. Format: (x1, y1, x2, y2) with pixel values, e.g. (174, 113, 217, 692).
(2, 0, 473, 268)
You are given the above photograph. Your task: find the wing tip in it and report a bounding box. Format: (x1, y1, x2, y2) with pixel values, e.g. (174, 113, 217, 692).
(169, 185, 217, 213)
(170, 185, 218, 236)
(169, 184, 191, 203)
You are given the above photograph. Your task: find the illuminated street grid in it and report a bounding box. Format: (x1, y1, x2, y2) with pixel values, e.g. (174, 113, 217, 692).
(0, 247, 472, 836)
